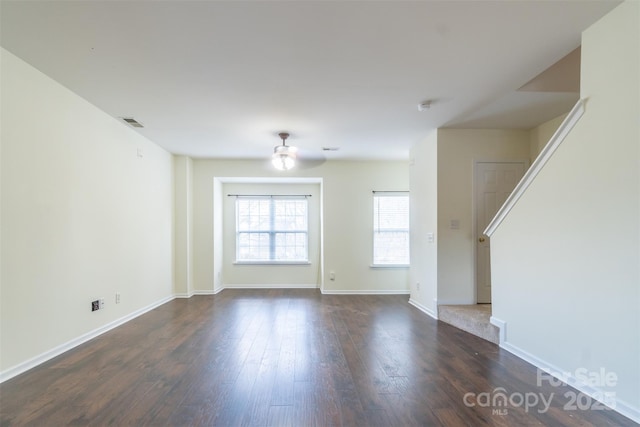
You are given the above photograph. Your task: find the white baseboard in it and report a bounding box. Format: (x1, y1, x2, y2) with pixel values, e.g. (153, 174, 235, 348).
(193, 289, 220, 295)
(223, 283, 318, 289)
(321, 289, 410, 295)
(0, 295, 175, 384)
(408, 298, 438, 319)
(174, 292, 193, 298)
(175, 290, 222, 297)
(199, 285, 408, 295)
(499, 338, 640, 424)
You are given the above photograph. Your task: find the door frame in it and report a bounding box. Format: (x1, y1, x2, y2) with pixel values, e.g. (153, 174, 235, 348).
(472, 159, 529, 304)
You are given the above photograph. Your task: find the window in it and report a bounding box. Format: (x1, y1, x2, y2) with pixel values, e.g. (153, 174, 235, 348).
(373, 192, 410, 266)
(236, 196, 308, 263)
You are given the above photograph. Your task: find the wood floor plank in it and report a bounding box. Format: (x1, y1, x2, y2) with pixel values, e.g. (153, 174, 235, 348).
(0, 290, 636, 427)
(266, 405, 294, 427)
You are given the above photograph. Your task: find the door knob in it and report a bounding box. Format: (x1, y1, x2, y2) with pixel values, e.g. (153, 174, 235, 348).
(479, 237, 485, 243)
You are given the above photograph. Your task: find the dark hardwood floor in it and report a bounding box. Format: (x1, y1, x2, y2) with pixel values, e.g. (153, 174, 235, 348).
(0, 289, 635, 426)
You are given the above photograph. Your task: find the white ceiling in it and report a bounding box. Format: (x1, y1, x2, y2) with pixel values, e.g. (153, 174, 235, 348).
(0, 0, 620, 161)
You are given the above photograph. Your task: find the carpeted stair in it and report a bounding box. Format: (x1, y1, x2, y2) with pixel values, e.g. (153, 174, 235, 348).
(438, 304, 499, 344)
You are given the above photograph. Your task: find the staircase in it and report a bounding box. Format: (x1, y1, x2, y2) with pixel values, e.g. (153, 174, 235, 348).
(438, 304, 499, 344)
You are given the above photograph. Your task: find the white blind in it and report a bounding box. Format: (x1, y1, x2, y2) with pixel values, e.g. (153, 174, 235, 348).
(373, 192, 410, 265)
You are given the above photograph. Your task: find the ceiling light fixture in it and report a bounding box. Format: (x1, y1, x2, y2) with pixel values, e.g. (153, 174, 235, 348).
(272, 132, 297, 171)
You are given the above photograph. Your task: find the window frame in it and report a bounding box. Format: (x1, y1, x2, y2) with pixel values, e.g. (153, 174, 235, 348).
(372, 191, 410, 268)
(234, 195, 310, 265)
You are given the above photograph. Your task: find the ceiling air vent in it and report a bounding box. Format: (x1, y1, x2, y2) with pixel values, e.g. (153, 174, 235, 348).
(121, 117, 144, 128)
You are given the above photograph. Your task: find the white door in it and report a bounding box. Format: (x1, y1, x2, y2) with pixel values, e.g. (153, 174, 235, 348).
(475, 162, 526, 303)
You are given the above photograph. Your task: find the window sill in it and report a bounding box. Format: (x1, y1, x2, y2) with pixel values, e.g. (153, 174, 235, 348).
(234, 261, 311, 266)
(370, 264, 410, 269)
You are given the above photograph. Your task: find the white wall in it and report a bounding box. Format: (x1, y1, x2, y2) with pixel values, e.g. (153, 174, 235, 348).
(191, 159, 410, 294)
(221, 182, 321, 287)
(409, 131, 438, 317)
(490, 1, 639, 419)
(436, 129, 530, 304)
(0, 49, 174, 374)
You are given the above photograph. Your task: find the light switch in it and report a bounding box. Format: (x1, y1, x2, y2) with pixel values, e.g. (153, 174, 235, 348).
(450, 219, 460, 230)
(427, 233, 434, 243)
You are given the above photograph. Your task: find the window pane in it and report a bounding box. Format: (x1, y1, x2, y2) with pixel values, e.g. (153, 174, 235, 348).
(237, 199, 271, 231)
(374, 196, 409, 230)
(274, 199, 307, 231)
(274, 232, 308, 261)
(373, 231, 409, 264)
(373, 194, 410, 265)
(236, 197, 308, 262)
(237, 232, 270, 260)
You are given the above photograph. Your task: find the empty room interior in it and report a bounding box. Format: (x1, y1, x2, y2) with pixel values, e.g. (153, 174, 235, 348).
(1, 1, 638, 426)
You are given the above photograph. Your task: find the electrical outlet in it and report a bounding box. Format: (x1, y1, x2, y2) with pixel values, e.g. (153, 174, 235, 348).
(91, 300, 99, 312)
(416, 282, 421, 291)
(115, 292, 121, 304)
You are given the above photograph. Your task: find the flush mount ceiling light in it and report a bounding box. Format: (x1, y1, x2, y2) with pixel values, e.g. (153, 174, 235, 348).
(272, 132, 298, 171)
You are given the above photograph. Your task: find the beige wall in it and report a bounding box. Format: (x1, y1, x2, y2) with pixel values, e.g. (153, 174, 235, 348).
(174, 155, 193, 296)
(490, 1, 639, 418)
(529, 113, 568, 160)
(409, 131, 438, 317)
(436, 128, 530, 304)
(1, 49, 174, 374)
(191, 160, 410, 294)
(409, 128, 531, 310)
